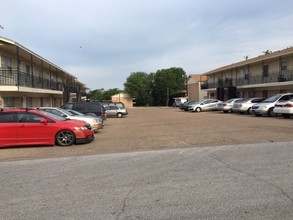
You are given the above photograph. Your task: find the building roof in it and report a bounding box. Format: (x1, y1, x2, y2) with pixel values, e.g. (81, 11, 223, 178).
(204, 46, 293, 75)
(0, 36, 87, 88)
(188, 74, 207, 83)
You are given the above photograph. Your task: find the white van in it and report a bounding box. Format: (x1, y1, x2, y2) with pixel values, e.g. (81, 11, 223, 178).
(173, 97, 188, 107)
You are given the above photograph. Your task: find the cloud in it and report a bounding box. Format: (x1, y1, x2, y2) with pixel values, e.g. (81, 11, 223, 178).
(1, 0, 293, 90)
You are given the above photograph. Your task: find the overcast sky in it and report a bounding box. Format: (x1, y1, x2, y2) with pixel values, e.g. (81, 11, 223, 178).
(1, 0, 293, 90)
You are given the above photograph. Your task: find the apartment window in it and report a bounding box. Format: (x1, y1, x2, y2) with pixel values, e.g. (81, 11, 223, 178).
(1, 56, 12, 75)
(3, 97, 15, 107)
(244, 73, 249, 80)
(281, 61, 288, 71)
(26, 65, 30, 75)
(263, 65, 269, 77)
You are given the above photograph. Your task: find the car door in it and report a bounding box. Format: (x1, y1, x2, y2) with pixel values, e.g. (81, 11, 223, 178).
(209, 100, 220, 110)
(202, 100, 213, 111)
(16, 112, 53, 144)
(0, 112, 17, 147)
(106, 106, 119, 116)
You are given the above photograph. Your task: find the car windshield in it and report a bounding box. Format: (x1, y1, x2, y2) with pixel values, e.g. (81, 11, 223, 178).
(67, 109, 85, 116)
(59, 108, 75, 116)
(241, 99, 249, 103)
(39, 110, 67, 121)
(262, 94, 283, 103)
(235, 98, 246, 103)
(226, 99, 237, 103)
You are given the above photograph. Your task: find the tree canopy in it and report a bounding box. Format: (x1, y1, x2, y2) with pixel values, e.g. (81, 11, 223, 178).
(88, 88, 122, 101)
(124, 72, 153, 106)
(152, 67, 186, 106)
(123, 67, 186, 106)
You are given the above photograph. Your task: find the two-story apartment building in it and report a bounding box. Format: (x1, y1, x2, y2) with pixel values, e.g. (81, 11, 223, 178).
(0, 36, 87, 108)
(203, 47, 293, 100)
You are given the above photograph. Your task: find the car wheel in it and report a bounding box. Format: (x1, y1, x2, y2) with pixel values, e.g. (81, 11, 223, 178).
(56, 130, 75, 146)
(283, 114, 290, 118)
(255, 114, 262, 117)
(117, 112, 123, 118)
(267, 108, 275, 117)
(223, 110, 228, 113)
(246, 107, 251, 114)
(195, 107, 202, 112)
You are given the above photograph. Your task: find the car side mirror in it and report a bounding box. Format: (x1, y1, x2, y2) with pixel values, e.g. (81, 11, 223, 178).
(61, 114, 67, 118)
(40, 118, 48, 125)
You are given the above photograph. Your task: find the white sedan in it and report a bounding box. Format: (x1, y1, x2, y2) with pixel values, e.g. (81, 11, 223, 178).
(273, 98, 293, 118)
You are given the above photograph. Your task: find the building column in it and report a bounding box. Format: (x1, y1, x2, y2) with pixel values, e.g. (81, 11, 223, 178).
(22, 96, 27, 108)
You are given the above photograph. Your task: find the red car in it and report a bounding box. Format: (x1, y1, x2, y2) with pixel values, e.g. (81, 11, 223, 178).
(0, 108, 94, 148)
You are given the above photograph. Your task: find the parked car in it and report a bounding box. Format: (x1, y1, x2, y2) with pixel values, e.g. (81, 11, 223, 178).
(273, 97, 293, 118)
(181, 101, 198, 111)
(38, 107, 103, 132)
(250, 93, 293, 117)
(217, 98, 245, 113)
(232, 97, 265, 114)
(0, 108, 94, 148)
(180, 101, 194, 111)
(188, 99, 223, 112)
(104, 105, 128, 118)
(61, 101, 107, 120)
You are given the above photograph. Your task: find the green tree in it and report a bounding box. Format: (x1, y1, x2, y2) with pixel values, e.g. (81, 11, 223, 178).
(152, 67, 186, 106)
(124, 72, 153, 106)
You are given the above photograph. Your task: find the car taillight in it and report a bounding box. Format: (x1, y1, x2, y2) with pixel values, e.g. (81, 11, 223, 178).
(284, 104, 293, 108)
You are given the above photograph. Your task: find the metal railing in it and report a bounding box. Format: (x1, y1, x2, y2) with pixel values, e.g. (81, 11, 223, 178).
(0, 69, 64, 91)
(204, 69, 293, 89)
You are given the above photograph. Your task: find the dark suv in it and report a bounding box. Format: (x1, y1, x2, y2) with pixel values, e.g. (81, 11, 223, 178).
(61, 101, 107, 120)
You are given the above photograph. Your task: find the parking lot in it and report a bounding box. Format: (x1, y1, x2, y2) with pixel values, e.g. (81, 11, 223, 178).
(0, 107, 292, 161)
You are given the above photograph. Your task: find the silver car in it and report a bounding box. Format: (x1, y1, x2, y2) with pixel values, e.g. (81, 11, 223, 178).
(217, 98, 245, 113)
(104, 106, 128, 118)
(188, 99, 223, 112)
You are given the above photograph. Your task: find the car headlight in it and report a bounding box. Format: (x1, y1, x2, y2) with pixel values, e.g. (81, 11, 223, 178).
(74, 126, 88, 131)
(260, 105, 268, 110)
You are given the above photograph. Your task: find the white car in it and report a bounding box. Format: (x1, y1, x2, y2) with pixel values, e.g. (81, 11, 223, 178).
(250, 93, 293, 117)
(38, 107, 103, 132)
(188, 99, 223, 112)
(232, 97, 265, 114)
(273, 97, 293, 118)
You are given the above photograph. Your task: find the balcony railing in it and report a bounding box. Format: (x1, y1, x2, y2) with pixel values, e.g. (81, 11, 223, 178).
(204, 69, 293, 89)
(0, 69, 65, 91)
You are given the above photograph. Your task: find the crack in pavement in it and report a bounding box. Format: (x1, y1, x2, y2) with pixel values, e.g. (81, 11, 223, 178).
(203, 149, 293, 204)
(115, 186, 136, 220)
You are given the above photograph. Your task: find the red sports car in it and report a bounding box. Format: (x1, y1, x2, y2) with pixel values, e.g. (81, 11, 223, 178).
(0, 108, 94, 148)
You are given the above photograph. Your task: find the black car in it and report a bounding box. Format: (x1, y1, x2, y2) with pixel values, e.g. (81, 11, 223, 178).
(61, 101, 107, 120)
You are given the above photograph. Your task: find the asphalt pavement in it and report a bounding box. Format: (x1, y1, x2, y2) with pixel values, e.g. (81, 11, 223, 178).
(1, 142, 293, 219)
